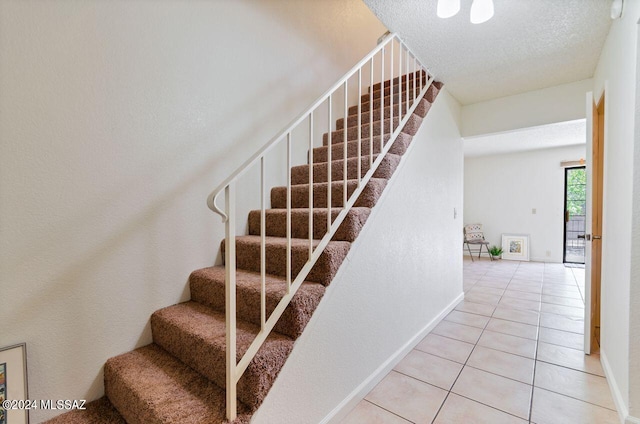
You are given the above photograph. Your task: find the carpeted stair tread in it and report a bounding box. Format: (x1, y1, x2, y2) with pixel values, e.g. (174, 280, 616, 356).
(151, 301, 293, 411)
(367, 78, 427, 96)
(247, 207, 371, 242)
(312, 133, 413, 163)
(271, 177, 388, 209)
(323, 114, 422, 145)
(290, 153, 401, 185)
(104, 344, 252, 424)
(352, 85, 440, 114)
(369, 71, 428, 91)
(190, 266, 326, 339)
(43, 397, 125, 424)
(340, 98, 432, 129)
(350, 98, 433, 118)
(361, 82, 427, 103)
(222, 235, 350, 286)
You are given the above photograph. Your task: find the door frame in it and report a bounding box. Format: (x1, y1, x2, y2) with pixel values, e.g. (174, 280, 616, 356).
(584, 88, 605, 355)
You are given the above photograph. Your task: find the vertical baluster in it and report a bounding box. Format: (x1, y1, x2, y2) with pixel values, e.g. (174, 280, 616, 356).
(225, 183, 237, 422)
(260, 158, 266, 330)
(308, 113, 313, 259)
(398, 44, 403, 122)
(369, 58, 373, 168)
(286, 133, 292, 294)
(390, 40, 394, 138)
(413, 55, 418, 102)
(327, 95, 332, 232)
(357, 68, 362, 188)
(380, 47, 384, 152)
(343, 81, 348, 207)
(406, 51, 409, 115)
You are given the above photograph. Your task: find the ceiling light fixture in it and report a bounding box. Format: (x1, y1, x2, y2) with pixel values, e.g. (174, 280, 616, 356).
(436, 0, 494, 24)
(470, 0, 494, 24)
(437, 0, 461, 19)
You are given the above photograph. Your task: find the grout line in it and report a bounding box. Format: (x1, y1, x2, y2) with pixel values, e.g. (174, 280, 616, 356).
(362, 399, 413, 423)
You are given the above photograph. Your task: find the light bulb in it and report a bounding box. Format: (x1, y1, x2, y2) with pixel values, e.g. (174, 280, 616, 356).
(437, 0, 461, 19)
(470, 0, 494, 24)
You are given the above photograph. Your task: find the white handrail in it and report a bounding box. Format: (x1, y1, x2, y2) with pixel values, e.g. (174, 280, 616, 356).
(208, 32, 434, 421)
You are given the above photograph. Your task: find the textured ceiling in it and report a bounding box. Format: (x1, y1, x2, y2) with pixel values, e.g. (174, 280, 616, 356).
(364, 0, 612, 105)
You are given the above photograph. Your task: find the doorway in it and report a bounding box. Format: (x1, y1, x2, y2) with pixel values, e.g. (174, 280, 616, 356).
(563, 166, 586, 264)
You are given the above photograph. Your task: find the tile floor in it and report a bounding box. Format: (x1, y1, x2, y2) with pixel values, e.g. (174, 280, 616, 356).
(341, 258, 619, 424)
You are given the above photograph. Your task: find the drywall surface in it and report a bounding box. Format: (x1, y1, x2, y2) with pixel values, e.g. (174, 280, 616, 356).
(461, 79, 593, 137)
(629, 12, 640, 424)
(464, 145, 586, 263)
(0, 1, 386, 421)
(253, 89, 464, 424)
(592, 1, 640, 419)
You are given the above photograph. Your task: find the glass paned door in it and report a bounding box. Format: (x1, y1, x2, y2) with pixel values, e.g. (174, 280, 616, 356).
(564, 166, 586, 263)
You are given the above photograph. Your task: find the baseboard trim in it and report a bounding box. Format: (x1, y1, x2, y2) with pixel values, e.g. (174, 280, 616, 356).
(320, 291, 465, 424)
(601, 348, 629, 424)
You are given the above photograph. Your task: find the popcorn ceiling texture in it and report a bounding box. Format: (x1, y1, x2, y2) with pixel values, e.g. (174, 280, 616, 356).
(364, 0, 612, 104)
(44, 75, 441, 423)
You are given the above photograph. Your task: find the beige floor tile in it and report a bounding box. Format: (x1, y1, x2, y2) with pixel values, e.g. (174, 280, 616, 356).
(467, 346, 535, 384)
(502, 290, 542, 301)
(451, 367, 532, 419)
(540, 303, 584, 318)
(537, 342, 604, 376)
(468, 286, 505, 296)
(538, 327, 583, 350)
(445, 310, 490, 329)
(433, 393, 528, 424)
(415, 333, 475, 364)
(432, 320, 483, 344)
(341, 400, 411, 424)
(534, 362, 616, 410)
(507, 283, 543, 294)
(485, 318, 538, 340)
(365, 371, 447, 424)
(541, 294, 584, 308)
(394, 350, 463, 390)
(476, 279, 510, 289)
(492, 306, 540, 326)
(510, 278, 543, 286)
(455, 300, 496, 317)
(499, 296, 541, 312)
(539, 313, 584, 334)
(542, 287, 582, 299)
(477, 330, 537, 359)
(464, 291, 502, 305)
(530, 388, 619, 424)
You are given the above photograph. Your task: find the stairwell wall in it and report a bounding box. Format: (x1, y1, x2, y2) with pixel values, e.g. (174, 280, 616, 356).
(252, 89, 464, 424)
(0, 1, 386, 421)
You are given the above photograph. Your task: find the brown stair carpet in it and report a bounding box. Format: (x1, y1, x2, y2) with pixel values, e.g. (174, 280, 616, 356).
(44, 74, 441, 424)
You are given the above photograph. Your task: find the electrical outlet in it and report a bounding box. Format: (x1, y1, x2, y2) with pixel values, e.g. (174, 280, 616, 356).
(454, 207, 457, 219)
(546, 250, 551, 257)
(532, 208, 537, 214)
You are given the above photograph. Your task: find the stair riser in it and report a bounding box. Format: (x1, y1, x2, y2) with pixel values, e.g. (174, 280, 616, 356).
(151, 312, 292, 411)
(325, 113, 422, 146)
(369, 71, 427, 92)
(221, 238, 350, 286)
(312, 133, 411, 163)
(323, 116, 401, 145)
(291, 153, 401, 185)
(271, 179, 387, 209)
(352, 98, 431, 117)
(363, 81, 426, 103)
(352, 85, 439, 114)
(189, 269, 326, 339)
(247, 208, 370, 242)
(368, 77, 426, 95)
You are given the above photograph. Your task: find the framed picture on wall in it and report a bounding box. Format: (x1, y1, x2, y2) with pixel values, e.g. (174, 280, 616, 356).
(501, 234, 530, 261)
(0, 343, 29, 424)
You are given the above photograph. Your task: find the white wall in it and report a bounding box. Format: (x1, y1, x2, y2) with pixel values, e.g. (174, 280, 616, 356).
(461, 79, 593, 137)
(464, 145, 586, 263)
(591, 2, 640, 422)
(0, 1, 387, 421)
(253, 89, 464, 424)
(631, 19, 640, 423)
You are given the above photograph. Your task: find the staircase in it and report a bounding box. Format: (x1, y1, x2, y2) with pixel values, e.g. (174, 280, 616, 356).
(44, 37, 442, 424)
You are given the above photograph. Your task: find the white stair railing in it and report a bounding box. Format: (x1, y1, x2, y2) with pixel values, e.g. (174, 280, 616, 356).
(206, 32, 434, 420)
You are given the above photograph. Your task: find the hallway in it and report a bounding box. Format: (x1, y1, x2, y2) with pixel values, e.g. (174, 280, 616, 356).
(342, 258, 618, 423)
